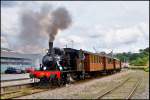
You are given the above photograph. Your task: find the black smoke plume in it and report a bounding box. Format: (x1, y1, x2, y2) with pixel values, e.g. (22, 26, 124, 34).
(18, 5, 72, 53)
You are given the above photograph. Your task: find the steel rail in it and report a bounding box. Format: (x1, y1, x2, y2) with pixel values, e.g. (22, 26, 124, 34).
(97, 77, 131, 99)
(1, 78, 31, 82)
(97, 77, 141, 99)
(1, 69, 126, 99)
(126, 78, 142, 99)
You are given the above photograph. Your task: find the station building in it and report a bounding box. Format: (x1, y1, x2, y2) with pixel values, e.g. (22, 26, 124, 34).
(1, 48, 43, 73)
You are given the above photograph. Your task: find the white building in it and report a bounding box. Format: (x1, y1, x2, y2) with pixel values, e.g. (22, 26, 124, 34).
(1, 48, 43, 73)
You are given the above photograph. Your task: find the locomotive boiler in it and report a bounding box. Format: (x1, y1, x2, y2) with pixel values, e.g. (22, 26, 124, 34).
(41, 42, 64, 71)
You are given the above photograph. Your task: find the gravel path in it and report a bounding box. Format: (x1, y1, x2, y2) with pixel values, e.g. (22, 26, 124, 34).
(16, 69, 149, 99)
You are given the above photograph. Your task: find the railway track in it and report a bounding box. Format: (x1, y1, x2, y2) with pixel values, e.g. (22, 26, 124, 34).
(1, 70, 126, 99)
(0, 82, 50, 99)
(1, 78, 30, 82)
(1, 77, 37, 88)
(96, 77, 142, 99)
(1, 76, 101, 99)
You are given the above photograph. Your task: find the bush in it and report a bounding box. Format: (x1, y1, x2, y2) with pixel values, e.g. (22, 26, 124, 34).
(144, 67, 149, 72)
(130, 57, 148, 66)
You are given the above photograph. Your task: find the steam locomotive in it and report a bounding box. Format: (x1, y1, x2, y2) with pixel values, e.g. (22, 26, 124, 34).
(30, 42, 122, 85)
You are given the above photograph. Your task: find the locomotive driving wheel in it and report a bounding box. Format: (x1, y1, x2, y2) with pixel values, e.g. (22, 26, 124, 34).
(39, 76, 50, 88)
(57, 78, 64, 87)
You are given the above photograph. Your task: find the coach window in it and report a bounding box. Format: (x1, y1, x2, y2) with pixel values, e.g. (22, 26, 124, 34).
(110, 59, 112, 64)
(92, 55, 93, 63)
(94, 55, 95, 63)
(94, 55, 96, 63)
(97, 56, 98, 63)
(91, 55, 93, 63)
(108, 58, 111, 64)
(96, 56, 97, 63)
(90, 55, 92, 63)
(94, 56, 95, 63)
(89, 55, 92, 62)
(99, 57, 101, 64)
(93, 55, 94, 63)
(99, 56, 100, 63)
(100, 57, 102, 64)
(108, 58, 110, 64)
(96, 56, 98, 63)
(92, 55, 94, 63)
(91, 55, 92, 63)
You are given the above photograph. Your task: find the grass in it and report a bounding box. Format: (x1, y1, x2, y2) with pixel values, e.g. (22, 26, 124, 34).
(129, 65, 149, 72)
(129, 66, 146, 70)
(21, 89, 31, 95)
(144, 67, 149, 72)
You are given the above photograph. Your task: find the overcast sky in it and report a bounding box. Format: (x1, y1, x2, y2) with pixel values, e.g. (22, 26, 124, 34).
(1, 1, 149, 53)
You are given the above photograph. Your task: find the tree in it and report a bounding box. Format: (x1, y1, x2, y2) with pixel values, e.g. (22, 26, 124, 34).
(114, 47, 149, 66)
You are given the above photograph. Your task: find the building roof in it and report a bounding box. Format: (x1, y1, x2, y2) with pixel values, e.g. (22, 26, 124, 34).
(1, 47, 13, 51)
(1, 50, 42, 60)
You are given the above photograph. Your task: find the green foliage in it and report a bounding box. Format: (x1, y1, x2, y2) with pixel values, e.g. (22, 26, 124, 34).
(115, 47, 149, 66)
(130, 56, 149, 66)
(144, 67, 149, 72)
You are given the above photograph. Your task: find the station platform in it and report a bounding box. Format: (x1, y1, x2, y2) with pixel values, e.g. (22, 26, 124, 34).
(1, 78, 34, 87)
(1, 73, 40, 87)
(1, 73, 30, 81)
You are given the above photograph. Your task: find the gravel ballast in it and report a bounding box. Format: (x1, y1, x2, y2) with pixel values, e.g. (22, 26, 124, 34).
(16, 69, 149, 99)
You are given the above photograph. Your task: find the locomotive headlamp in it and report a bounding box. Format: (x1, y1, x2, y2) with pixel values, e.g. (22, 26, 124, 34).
(43, 67, 46, 70)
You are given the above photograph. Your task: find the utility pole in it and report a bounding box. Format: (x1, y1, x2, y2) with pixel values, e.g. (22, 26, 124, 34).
(111, 50, 113, 58)
(93, 46, 97, 53)
(70, 40, 74, 48)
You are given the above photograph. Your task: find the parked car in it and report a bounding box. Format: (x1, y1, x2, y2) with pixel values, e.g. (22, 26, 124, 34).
(5, 67, 25, 74)
(25, 67, 35, 73)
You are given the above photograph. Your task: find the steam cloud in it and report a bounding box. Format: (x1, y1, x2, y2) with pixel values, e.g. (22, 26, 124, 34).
(18, 5, 72, 53)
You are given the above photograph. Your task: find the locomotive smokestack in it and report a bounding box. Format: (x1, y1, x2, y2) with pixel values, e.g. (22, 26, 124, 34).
(49, 42, 53, 54)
